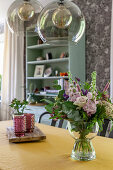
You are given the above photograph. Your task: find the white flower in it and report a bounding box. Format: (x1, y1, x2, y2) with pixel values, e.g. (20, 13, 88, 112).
(87, 92, 93, 100)
(101, 101, 113, 117)
(74, 96, 87, 107)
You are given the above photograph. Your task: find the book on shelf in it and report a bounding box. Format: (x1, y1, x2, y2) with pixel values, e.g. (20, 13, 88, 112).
(45, 90, 59, 94)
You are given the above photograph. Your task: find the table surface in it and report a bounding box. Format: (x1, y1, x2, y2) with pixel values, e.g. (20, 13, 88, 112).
(0, 121, 113, 170)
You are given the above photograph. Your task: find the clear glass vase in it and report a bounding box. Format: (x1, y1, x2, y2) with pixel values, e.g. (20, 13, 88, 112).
(68, 121, 99, 161)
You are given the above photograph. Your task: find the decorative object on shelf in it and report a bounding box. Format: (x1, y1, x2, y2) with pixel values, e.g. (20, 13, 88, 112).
(36, 57, 44, 61)
(44, 86, 50, 91)
(55, 70, 59, 76)
(24, 113, 35, 133)
(7, 0, 43, 33)
(60, 72, 68, 76)
(60, 52, 66, 58)
(37, 0, 85, 44)
(9, 99, 28, 137)
(34, 88, 39, 93)
(46, 53, 52, 60)
(44, 72, 113, 161)
(34, 65, 44, 77)
(37, 38, 43, 44)
(60, 52, 68, 58)
(27, 93, 35, 104)
(44, 67, 52, 77)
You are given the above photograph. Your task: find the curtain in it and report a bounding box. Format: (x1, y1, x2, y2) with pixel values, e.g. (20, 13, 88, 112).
(0, 21, 24, 120)
(110, 0, 113, 100)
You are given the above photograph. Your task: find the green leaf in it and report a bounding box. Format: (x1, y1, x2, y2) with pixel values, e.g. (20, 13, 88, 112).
(41, 99, 53, 104)
(58, 90, 65, 99)
(67, 110, 81, 122)
(53, 85, 61, 90)
(45, 103, 54, 114)
(53, 80, 58, 85)
(84, 82, 90, 90)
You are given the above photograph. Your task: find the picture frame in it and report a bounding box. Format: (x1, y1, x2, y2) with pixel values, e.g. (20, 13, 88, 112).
(44, 67, 52, 77)
(34, 65, 44, 77)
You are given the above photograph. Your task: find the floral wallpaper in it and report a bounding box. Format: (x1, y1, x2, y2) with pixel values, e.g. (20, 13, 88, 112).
(74, 0, 112, 91)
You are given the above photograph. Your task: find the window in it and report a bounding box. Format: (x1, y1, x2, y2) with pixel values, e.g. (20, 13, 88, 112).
(0, 21, 4, 100)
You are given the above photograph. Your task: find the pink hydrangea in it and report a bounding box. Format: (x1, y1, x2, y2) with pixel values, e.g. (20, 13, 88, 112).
(68, 86, 81, 102)
(69, 92, 81, 102)
(87, 92, 93, 100)
(83, 100, 97, 116)
(74, 96, 87, 107)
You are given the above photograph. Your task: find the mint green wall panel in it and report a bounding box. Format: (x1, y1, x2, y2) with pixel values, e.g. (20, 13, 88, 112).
(69, 33, 85, 82)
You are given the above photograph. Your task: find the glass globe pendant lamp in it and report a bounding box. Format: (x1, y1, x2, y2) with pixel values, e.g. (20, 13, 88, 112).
(7, 0, 43, 34)
(18, 0, 35, 21)
(37, 0, 85, 44)
(52, 0, 72, 29)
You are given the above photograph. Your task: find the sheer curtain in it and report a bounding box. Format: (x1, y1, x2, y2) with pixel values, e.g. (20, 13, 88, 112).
(0, 21, 24, 120)
(111, 0, 113, 101)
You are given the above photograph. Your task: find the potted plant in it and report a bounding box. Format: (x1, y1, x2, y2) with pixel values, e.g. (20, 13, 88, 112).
(9, 98, 28, 137)
(44, 71, 113, 161)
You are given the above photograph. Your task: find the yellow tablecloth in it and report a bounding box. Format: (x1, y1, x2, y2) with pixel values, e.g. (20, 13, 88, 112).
(0, 121, 113, 170)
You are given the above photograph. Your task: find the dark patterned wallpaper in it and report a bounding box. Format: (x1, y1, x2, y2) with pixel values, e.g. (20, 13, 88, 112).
(74, 0, 112, 91)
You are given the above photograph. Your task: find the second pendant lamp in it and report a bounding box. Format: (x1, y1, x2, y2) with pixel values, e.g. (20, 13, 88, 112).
(37, 0, 85, 44)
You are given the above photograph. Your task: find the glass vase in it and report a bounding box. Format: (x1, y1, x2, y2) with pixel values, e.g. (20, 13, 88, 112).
(24, 113, 35, 133)
(13, 114, 26, 137)
(68, 121, 99, 161)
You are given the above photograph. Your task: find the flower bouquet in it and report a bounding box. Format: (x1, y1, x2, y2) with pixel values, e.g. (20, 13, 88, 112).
(44, 71, 113, 161)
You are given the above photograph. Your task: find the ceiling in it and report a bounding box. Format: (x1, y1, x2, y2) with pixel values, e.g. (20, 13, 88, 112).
(0, 0, 54, 20)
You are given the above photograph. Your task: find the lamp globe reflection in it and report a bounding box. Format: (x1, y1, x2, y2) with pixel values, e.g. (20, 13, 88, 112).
(7, 0, 43, 34)
(37, 0, 85, 44)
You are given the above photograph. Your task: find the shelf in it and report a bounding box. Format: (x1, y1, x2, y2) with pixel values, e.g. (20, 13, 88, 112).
(27, 58, 69, 65)
(27, 76, 68, 80)
(27, 43, 68, 49)
(27, 93, 57, 97)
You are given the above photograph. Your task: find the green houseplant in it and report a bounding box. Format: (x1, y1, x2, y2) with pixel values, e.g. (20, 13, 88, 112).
(44, 71, 113, 161)
(9, 98, 28, 115)
(9, 99, 28, 137)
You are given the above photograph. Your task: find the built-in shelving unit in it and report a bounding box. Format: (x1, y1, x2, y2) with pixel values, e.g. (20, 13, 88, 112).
(26, 26, 70, 103)
(26, 25, 85, 106)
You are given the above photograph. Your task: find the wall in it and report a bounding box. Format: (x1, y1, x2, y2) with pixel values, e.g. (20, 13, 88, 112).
(74, 0, 112, 91)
